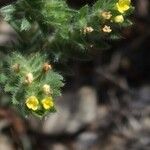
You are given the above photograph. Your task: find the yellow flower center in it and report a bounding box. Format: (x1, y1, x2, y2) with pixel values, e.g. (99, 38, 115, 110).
(41, 97, 54, 110)
(116, 0, 131, 13)
(26, 96, 39, 111)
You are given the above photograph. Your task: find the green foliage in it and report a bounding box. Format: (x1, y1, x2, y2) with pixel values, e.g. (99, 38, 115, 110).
(0, 0, 133, 55)
(0, 0, 134, 117)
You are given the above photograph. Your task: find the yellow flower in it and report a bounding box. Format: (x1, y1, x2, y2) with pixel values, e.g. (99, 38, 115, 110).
(114, 15, 124, 23)
(26, 96, 39, 111)
(41, 97, 54, 110)
(101, 11, 112, 20)
(116, 0, 131, 13)
(102, 25, 112, 33)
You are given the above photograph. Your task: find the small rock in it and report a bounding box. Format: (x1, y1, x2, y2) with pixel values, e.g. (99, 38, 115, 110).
(76, 132, 98, 150)
(0, 135, 14, 150)
(51, 143, 68, 150)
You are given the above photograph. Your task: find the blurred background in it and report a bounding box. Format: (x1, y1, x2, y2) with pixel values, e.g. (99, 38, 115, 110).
(0, 0, 150, 150)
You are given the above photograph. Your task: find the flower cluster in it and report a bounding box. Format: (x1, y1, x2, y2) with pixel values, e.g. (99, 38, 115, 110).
(101, 0, 131, 33)
(22, 62, 56, 115)
(26, 96, 54, 111)
(1, 53, 64, 117)
(26, 83, 54, 113)
(83, 0, 132, 35)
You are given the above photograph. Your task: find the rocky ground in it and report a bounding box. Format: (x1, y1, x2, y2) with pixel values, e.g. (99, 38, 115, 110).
(0, 85, 149, 150)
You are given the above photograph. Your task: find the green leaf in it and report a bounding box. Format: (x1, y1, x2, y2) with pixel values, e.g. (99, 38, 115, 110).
(0, 5, 15, 21)
(93, 0, 104, 10)
(20, 18, 31, 31)
(79, 5, 89, 18)
(4, 83, 15, 92)
(77, 5, 89, 28)
(0, 73, 7, 84)
(109, 34, 122, 40)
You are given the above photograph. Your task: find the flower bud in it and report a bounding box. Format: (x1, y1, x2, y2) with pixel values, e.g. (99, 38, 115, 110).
(114, 15, 124, 23)
(83, 26, 94, 34)
(25, 73, 34, 84)
(12, 64, 20, 73)
(43, 63, 52, 73)
(101, 11, 112, 20)
(43, 84, 53, 95)
(102, 25, 112, 33)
